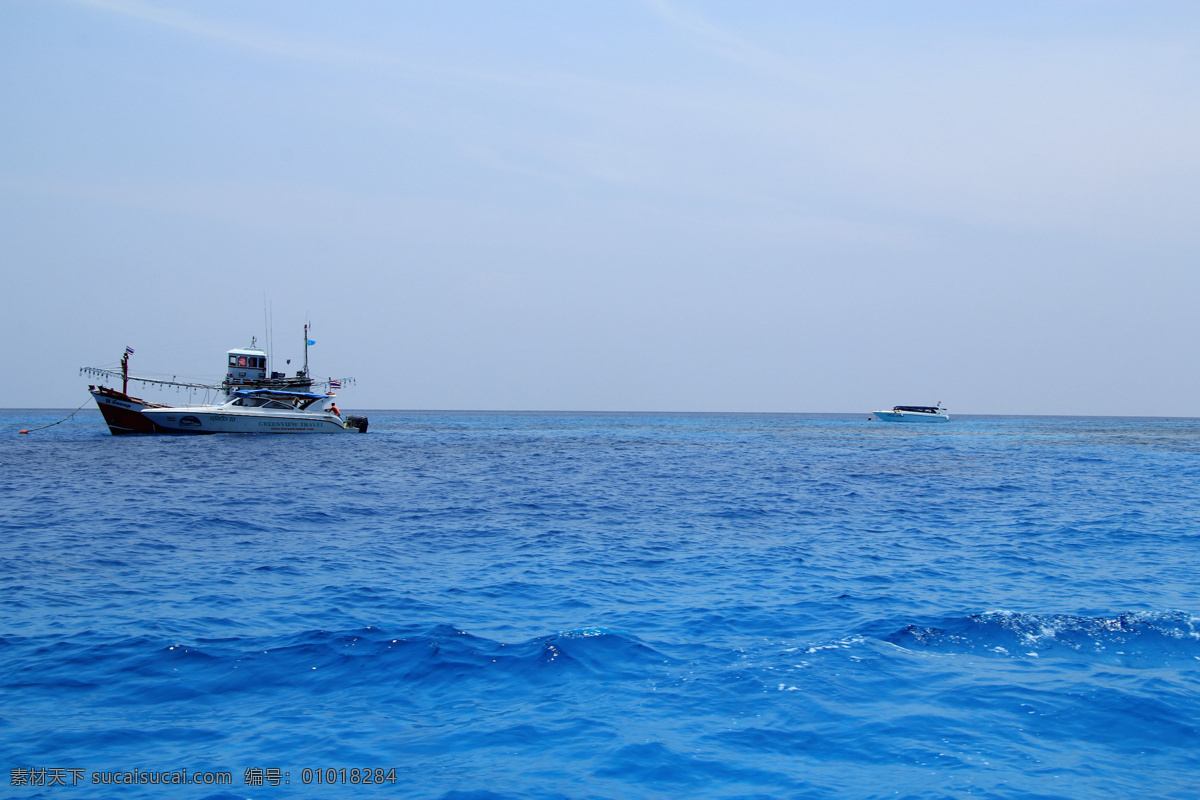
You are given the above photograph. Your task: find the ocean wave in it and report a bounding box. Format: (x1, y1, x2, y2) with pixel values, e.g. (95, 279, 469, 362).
(881, 610, 1200, 666)
(1, 625, 668, 706)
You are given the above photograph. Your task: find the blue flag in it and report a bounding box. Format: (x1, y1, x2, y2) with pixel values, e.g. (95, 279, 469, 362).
(307, 339, 316, 345)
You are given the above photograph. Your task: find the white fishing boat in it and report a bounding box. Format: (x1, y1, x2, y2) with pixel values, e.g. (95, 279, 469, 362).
(872, 403, 950, 423)
(82, 325, 365, 434)
(141, 388, 366, 434)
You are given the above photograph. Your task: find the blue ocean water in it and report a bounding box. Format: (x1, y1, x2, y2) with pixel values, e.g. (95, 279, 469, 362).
(2, 410, 1199, 799)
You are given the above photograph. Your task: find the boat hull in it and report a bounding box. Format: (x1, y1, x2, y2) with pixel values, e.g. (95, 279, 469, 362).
(873, 410, 950, 423)
(89, 386, 171, 435)
(140, 407, 349, 434)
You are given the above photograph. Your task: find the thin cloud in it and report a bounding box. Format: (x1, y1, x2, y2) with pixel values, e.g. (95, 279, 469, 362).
(644, 0, 835, 90)
(74, 0, 597, 93)
(75, 0, 378, 64)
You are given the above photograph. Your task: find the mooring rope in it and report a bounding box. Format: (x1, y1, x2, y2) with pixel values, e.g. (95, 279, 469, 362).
(19, 399, 92, 434)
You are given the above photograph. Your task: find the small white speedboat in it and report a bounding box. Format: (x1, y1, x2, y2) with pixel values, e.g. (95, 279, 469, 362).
(140, 389, 367, 434)
(872, 403, 950, 423)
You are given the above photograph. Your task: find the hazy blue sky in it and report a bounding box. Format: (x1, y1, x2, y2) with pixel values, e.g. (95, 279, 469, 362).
(3, 1, 1198, 414)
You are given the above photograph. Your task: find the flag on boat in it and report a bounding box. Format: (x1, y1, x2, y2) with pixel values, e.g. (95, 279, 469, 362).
(329, 379, 342, 389)
(125, 346, 135, 355)
(307, 339, 316, 345)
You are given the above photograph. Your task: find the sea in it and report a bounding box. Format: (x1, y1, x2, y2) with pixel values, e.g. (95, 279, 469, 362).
(2, 409, 1199, 800)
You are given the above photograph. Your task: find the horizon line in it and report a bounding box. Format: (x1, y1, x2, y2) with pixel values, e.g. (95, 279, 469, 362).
(3, 407, 1196, 421)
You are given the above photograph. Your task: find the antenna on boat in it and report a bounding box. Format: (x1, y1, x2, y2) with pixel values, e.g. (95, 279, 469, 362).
(263, 295, 270, 373)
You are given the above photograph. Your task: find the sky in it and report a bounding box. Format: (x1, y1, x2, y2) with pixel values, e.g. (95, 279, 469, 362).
(3, 1, 1199, 414)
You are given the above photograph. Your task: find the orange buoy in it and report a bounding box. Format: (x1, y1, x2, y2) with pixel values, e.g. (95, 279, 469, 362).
(19, 430, 29, 434)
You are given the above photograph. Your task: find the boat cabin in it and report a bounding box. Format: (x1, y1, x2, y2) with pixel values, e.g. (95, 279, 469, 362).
(229, 388, 327, 411)
(229, 395, 295, 410)
(893, 406, 942, 414)
(226, 345, 269, 387)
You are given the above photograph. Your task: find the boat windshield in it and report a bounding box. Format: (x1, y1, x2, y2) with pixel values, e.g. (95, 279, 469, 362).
(229, 397, 296, 410)
(893, 406, 941, 414)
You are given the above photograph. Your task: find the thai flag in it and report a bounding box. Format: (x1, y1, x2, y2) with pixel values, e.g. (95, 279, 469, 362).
(329, 379, 342, 389)
(125, 346, 135, 355)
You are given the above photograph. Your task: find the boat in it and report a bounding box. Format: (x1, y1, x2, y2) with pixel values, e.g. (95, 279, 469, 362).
(82, 325, 366, 434)
(141, 389, 366, 434)
(87, 384, 173, 434)
(871, 403, 950, 422)
(85, 355, 221, 435)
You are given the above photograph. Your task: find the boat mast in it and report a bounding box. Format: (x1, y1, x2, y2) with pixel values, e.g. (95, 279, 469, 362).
(121, 351, 129, 395)
(303, 323, 309, 378)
